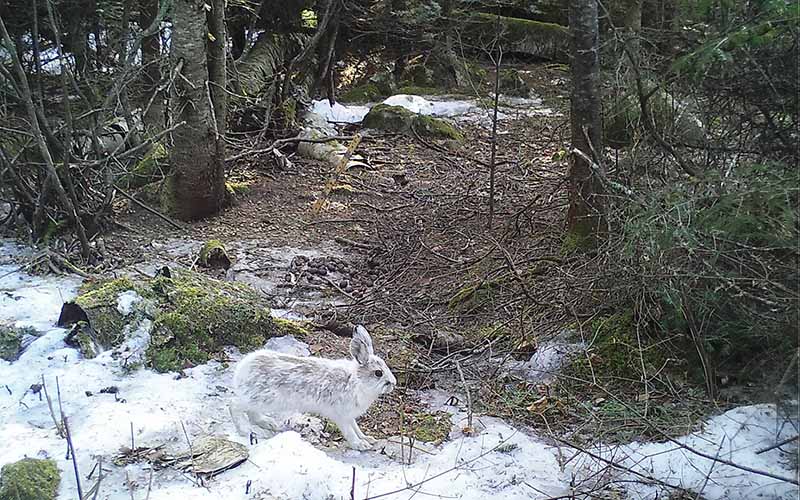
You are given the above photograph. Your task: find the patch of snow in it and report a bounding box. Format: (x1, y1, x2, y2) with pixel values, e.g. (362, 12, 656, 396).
(515, 338, 585, 383)
(570, 404, 799, 499)
(264, 335, 310, 357)
(382, 94, 474, 117)
(310, 100, 370, 124)
(116, 290, 142, 316)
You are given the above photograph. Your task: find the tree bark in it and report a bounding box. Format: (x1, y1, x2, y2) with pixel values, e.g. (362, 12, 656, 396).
(566, 0, 604, 243)
(165, 0, 226, 220)
(140, 0, 163, 130)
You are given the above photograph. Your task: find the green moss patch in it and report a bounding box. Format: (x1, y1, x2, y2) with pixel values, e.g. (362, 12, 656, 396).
(498, 69, 530, 97)
(339, 83, 384, 103)
(0, 458, 60, 500)
(119, 142, 168, 190)
(407, 411, 451, 443)
(62, 269, 277, 372)
(397, 85, 445, 96)
(362, 104, 464, 141)
(273, 318, 311, 337)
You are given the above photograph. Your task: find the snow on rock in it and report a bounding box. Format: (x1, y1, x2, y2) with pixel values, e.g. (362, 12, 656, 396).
(264, 335, 310, 357)
(116, 290, 142, 316)
(570, 404, 800, 499)
(513, 337, 585, 384)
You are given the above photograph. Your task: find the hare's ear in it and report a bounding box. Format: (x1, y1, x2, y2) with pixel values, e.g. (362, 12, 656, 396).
(350, 325, 374, 365)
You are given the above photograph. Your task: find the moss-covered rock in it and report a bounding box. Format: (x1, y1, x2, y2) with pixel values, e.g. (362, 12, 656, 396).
(0, 323, 37, 362)
(61, 269, 278, 372)
(273, 318, 311, 337)
(0, 458, 60, 500)
(362, 104, 464, 141)
(198, 240, 232, 269)
(409, 411, 451, 443)
(498, 69, 530, 97)
(339, 83, 384, 103)
(470, 13, 569, 62)
(605, 87, 706, 149)
(119, 143, 168, 190)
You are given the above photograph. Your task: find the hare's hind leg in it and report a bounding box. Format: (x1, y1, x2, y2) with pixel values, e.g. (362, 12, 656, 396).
(229, 399, 251, 435)
(247, 410, 282, 433)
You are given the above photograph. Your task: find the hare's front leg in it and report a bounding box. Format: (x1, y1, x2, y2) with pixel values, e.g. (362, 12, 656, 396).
(334, 418, 372, 450)
(352, 421, 377, 445)
(229, 399, 251, 435)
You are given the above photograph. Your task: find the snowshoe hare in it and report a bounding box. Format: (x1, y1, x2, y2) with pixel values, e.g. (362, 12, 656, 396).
(231, 325, 397, 450)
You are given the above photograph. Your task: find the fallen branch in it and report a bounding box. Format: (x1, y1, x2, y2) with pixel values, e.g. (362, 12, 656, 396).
(113, 185, 188, 231)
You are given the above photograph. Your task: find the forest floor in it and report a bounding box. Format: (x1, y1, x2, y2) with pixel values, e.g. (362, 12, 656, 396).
(2, 62, 797, 499)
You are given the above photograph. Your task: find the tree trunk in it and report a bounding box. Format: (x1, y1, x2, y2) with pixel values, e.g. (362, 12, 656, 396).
(566, 0, 604, 244)
(622, 0, 642, 64)
(140, 0, 163, 130)
(165, 0, 226, 220)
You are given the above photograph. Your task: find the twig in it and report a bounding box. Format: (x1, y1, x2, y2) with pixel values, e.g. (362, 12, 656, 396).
(454, 360, 473, 431)
(756, 435, 799, 455)
(41, 375, 64, 437)
(334, 236, 377, 251)
(350, 466, 356, 500)
(63, 416, 84, 500)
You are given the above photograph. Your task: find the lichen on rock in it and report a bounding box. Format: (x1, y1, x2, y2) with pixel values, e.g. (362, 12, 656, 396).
(0, 458, 60, 500)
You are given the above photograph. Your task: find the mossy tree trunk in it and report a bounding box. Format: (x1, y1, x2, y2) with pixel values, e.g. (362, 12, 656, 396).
(566, 0, 605, 244)
(165, 0, 227, 220)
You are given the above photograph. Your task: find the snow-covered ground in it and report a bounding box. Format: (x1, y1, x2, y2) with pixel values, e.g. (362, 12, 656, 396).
(1, 240, 797, 499)
(310, 92, 558, 128)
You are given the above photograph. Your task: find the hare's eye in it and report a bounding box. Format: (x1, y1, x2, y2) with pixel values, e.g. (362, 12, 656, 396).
(374, 369, 383, 378)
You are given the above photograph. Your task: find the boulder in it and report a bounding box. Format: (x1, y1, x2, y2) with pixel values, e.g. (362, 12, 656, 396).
(362, 104, 464, 141)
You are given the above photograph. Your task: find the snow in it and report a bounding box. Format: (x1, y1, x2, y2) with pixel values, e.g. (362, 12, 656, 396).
(308, 93, 557, 127)
(116, 290, 142, 316)
(571, 404, 799, 499)
(1, 240, 797, 500)
(310, 100, 371, 124)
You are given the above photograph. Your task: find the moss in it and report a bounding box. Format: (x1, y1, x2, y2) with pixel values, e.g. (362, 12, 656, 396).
(0, 324, 36, 362)
(561, 229, 592, 255)
(396, 85, 444, 96)
(330, 183, 356, 195)
(339, 83, 383, 103)
(67, 270, 277, 372)
(273, 318, 311, 337)
(414, 114, 464, 141)
(362, 104, 464, 142)
(146, 269, 276, 372)
(72, 277, 144, 350)
(408, 411, 451, 443)
(119, 142, 167, 190)
(400, 64, 434, 87)
(159, 174, 178, 216)
(198, 239, 231, 269)
(225, 181, 253, 197)
(448, 280, 503, 311)
(0, 458, 60, 500)
(571, 311, 665, 379)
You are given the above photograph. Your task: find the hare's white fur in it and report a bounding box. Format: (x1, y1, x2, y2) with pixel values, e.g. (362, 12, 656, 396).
(231, 325, 396, 450)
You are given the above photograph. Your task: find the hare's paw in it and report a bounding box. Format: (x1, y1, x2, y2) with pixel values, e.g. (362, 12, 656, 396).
(348, 438, 374, 451)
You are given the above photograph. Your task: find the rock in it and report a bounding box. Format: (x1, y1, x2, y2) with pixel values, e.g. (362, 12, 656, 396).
(0, 458, 60, 500)
(498, 69, 530, 97)
(198, 239, 232, 270)
(0, 323, 38, 362)
(59, 269, 278, 372)
(605, 86, 705, 149)
(362, 104, 464, 141)
(468, 14, 569, 63)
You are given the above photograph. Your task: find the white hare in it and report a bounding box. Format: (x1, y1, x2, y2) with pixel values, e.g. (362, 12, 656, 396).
(231, 325, 397, 450)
